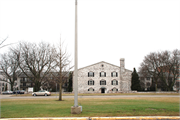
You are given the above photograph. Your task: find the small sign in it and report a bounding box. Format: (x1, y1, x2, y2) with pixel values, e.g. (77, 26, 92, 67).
(28, 87, 33, 92)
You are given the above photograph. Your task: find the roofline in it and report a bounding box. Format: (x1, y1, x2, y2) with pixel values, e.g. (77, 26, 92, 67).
(78, 61, 121, 70)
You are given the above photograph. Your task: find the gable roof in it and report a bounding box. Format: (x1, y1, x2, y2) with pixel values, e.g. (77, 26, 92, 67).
(78, 61, 120, 70)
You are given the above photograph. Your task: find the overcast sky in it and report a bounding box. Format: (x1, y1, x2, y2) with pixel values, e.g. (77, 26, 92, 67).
(0, 0, 179, 71)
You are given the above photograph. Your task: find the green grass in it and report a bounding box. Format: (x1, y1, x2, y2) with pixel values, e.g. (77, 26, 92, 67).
(1, 97, 179, 118)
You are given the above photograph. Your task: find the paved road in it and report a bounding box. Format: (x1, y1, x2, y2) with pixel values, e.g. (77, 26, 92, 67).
(0, 95, 179, 99)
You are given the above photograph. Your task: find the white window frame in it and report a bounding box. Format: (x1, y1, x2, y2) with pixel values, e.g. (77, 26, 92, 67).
(89, 88, 94, 91)
(112, 80, 117, 85)
(89, 80, 94, 85)
(88, 72, 94, 77)
(101, 81, 106, 85)
(100, 72, 106, 77)
(112, 88, 117, 91)
(112, 72, 117, 77)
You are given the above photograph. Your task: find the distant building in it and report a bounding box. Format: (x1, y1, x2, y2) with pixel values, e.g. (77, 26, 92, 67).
(17, 72, 70, 92)
(0, 71, 11, 93)
(75, 58, 132, 93)
(138, 74, 153, 91)
(139, 62, 180, 91)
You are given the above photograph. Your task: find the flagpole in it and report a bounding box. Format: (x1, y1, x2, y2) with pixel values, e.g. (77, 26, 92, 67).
(74, 0, 78, 107)
(71, 0, 81, 114)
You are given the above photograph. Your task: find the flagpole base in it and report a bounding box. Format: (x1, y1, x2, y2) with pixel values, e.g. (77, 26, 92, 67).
(71, 106, 81, 114)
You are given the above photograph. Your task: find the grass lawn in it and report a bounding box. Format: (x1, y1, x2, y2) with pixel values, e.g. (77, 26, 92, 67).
(1, 97, 179, 118)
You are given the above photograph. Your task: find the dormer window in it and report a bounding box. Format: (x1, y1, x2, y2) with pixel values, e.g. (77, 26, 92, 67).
(111, 72, 118, 77)
(88, 72, 94, 77)
(100, 72, 106, 77)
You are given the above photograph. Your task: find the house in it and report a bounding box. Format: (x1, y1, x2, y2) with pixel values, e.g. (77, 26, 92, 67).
(0, 71, 16, 93)
(75, 58, 132, 93)
(138, 74, 153, 91)
(17, 72, 70, 92)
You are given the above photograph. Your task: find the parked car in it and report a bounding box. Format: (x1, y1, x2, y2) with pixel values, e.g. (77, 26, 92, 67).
(32, 90, 51, 96)
(2, 90, 13, 94)
(13, 90, 21, 94)
(20, 90, 25, 94)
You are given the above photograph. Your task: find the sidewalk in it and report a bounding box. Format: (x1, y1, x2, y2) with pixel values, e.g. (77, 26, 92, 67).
(1, 116, 180, 120)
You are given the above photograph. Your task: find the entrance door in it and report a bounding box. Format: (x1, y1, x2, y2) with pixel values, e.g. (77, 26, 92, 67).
(101, 88, 105, 93)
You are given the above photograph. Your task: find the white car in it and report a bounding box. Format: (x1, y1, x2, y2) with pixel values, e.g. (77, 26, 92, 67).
(2, 90, 13, 94)
(32, 90, 51, 96)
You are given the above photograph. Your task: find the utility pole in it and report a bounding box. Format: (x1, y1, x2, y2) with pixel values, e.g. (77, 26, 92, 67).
(71, 0, 81, 114)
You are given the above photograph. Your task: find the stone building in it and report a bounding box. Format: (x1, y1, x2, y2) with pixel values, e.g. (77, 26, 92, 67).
(76, 58, 132, 93)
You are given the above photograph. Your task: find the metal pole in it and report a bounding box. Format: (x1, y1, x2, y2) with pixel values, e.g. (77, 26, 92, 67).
(56, 83, 57, 98)
(74, 0, 78, 107)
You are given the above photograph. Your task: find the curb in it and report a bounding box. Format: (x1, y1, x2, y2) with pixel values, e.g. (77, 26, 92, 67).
(1, 116, 180, 120)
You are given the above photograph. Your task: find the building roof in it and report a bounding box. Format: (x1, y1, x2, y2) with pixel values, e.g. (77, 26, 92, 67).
(78, 61, 132, 72)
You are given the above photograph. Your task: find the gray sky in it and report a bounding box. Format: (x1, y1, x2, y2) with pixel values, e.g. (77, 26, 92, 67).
(0, 0, 179, 71)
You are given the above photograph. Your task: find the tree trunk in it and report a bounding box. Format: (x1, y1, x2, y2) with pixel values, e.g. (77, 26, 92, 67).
(11, 83, 14, 91)
(59, 82, 62, 101)
(155, 83, 157, 91)
(34, 81, 41, 92)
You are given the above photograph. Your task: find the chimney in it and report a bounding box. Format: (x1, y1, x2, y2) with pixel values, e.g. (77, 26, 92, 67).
(120, 58, 125, 72)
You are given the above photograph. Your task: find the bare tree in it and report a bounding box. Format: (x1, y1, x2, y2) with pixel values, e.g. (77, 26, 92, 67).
(52, 40, 73, 101)
(0, 36, 15, 50)
(139, 52, 161, 91)
(139, 49, 180, 91)
(159, 49, 180, 91)
(0, 36, 8, 49)
(12, 41, 56, 92)
(0, 50, 20, 91)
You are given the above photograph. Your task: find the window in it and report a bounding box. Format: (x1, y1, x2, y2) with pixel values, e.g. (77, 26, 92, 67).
(0, 83, 1, 86)
(88, 72, 94, 77)
(112, 88, 118, 91)
(100, 80, 106, 85)
(146, 77, 150, 80)
(2, 83, 4, 86)
(101, 64, 104, 67)
(111, 72, 118, 77)
(100, 72, 106, 77)
(88, 88, 94, 91)
(88, 80, 94, 85)
(23, 83, 26, 86)
(111, 80, 118, 85)
(26, 83, 31, 87)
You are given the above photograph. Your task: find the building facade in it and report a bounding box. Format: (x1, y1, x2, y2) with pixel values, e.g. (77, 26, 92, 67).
(76, 58, 132, 93)
(17, 72, 70, 92)
(139, 76, 153, 91)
